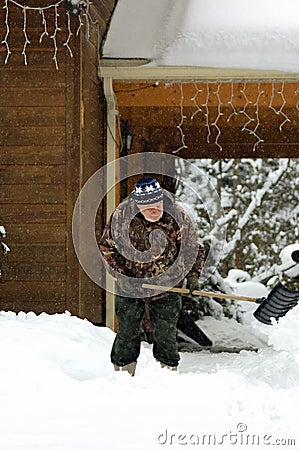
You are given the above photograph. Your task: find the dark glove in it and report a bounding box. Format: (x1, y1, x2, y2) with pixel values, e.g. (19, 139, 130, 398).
(186, 273, 199, 294)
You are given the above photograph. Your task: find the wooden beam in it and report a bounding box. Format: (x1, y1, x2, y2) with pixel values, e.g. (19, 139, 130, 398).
(100, 64, 299, 81)
(114, 81, 299, 108)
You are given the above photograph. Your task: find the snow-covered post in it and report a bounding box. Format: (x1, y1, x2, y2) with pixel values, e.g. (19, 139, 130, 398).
(0, 225, 10, 281)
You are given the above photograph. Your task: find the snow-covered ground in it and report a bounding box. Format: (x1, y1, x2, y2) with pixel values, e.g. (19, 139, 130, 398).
(1, 302, 299, 449)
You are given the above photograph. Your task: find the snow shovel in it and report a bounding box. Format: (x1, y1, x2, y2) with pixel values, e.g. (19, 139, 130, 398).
(142, 282, 298, 325)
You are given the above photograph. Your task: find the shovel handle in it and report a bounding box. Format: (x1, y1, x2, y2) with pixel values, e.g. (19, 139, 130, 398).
(142, 283, 257, 303)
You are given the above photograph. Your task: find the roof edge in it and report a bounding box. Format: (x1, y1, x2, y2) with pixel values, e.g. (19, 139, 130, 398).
(99, 61, 299, 81)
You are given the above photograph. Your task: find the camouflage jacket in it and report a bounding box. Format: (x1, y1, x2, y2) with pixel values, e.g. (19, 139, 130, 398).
(99, 191, 205, 299)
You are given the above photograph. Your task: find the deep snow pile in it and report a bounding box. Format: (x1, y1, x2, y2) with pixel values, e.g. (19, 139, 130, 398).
(0, 305, 299, 449)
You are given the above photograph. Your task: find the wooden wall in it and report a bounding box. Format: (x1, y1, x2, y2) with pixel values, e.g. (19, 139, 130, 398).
(0, 0, 116, 323)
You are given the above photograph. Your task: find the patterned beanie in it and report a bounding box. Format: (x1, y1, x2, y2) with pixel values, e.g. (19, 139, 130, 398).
(133, 177, 163, 205)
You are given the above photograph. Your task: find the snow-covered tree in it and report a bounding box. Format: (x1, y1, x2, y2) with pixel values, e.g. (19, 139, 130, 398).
(176, 158, 299, 321)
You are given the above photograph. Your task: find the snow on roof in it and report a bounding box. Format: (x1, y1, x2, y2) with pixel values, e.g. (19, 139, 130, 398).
(102, 0, 299, 72)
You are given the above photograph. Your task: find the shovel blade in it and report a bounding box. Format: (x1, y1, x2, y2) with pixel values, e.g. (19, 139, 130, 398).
(253, 282, 299, 325)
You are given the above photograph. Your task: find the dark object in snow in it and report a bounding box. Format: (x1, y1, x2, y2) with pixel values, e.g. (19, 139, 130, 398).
(253, 282, 299, 325)
(177, 342, 259, 353)
(177, 311, 212, 347)
(140, 307, 212, 347)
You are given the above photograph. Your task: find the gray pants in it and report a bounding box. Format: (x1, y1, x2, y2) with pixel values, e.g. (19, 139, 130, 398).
(111, 293, 182, 367)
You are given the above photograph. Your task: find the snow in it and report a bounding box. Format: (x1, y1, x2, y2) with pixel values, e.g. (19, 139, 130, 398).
(1, 305, 299, 449)
(225, 270, 270, 298)
(103, 0, 299, 72)
(0, 226, 6, 237)
(280, 243, 299, 278)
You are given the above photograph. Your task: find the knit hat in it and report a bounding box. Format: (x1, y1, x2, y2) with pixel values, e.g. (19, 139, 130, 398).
(133, 177, 163, 205)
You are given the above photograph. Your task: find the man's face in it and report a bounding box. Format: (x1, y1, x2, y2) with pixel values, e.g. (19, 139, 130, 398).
(137, 201, 163, 222)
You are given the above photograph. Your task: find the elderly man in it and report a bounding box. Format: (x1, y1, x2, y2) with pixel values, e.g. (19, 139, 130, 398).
(99, 177, 205, 376)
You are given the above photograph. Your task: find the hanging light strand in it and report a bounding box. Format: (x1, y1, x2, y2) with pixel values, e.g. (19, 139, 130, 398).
(2, 0, 11, 64)
(21, 7, 30, 65)
(39, 8, 49, 43)
(50, 4, 61, 69)
(173, 82, 188, 153)
(251, 82, 264, 151)
(1, 0, 92, 67)
(227, 81, 238, 123)
(190, 82, 202, 119)
(63, 10, 73, 57)
(240, 82, 254, 133)
(269, 81, 291, 131)
(203, 82, 212, 144)
(211, 82, 223, 152)
(295, 87, 299, 114)
(277, 82, 291, 131)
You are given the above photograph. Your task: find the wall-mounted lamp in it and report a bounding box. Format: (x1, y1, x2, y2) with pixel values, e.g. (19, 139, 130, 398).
(120, 120, 134, 156)
(65, 0, 86, 15)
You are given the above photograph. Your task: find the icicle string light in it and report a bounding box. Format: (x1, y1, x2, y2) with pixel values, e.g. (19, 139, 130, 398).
(211, 82, 223, 151)
(277, 82, 291, 131)
(251, 82, 264, 151)
(2, 0, 11, 64)
(295, 87, 299, 114)
(39, 9, 49, 43)
(227, 82, 238, 123)
(191, 82, 202, 119)
(269, 81, 291, 131)
(1, 0, 92, 67)
(240, 82, 254, 133)
(22, 7, 30, 65)
(172, 80, 297, 155)
(50, 4, 61, 69)
(203, 83, 212, 144)
(63, 11, 73, 57)
(269, 81, 278, 114)
(173, 82, 188, 153)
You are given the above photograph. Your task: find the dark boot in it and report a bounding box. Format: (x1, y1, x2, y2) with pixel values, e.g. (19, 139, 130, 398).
(160, 362, 177, 371)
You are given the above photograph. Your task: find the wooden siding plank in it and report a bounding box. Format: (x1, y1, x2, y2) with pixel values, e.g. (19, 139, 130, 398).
(0, 89, 65, 107)
(0, 70, 66, 88)
(0, 107, 66, 128)
(0, 299, 67, 314)
(5, 224, 66, 244)
(0, 204, 66, 223)
(1, 50, 69, 68)
(4, 262, 65, 282)
(0, 282, 65, 302)
(7, 244, 65, 263)
(0, 185, 65, 203)
(0, 165, 65, 184)
(0, 127, 65, 146)
(0, 146, 65, 165)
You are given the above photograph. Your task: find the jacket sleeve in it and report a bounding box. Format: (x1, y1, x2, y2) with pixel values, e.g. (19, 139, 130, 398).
(99, 215, 126, 275)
